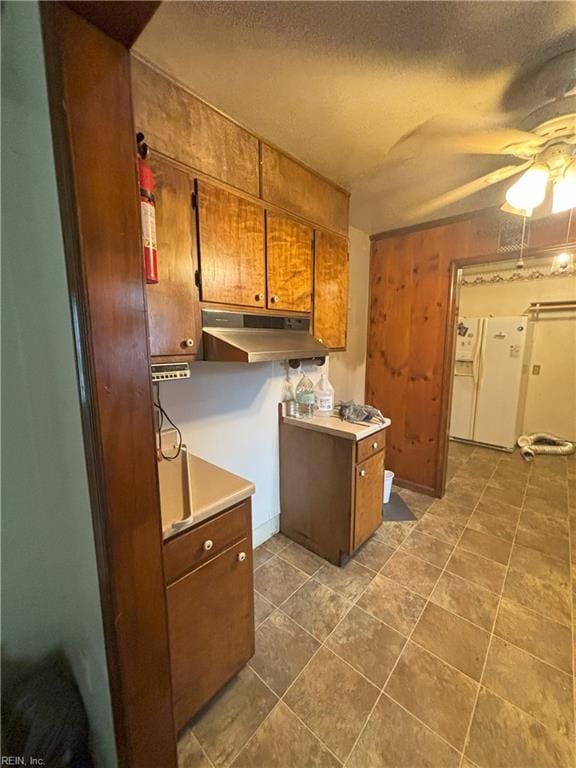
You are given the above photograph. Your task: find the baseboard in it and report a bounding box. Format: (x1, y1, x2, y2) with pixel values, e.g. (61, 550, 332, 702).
(253, 514, 280, 548)
(394, 477, 438, 498)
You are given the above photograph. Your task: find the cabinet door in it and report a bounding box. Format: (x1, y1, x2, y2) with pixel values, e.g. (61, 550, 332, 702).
(266, 212, 313, 312)
(167, 538, 254, 731)
(146, 157, 200, 357)
(353, 451, 385, 550)
(314, 230, 349, 349)
(196, 180, 266, 308)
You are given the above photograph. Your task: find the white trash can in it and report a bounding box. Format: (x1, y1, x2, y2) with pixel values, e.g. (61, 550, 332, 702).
(383, 470, 395, 504)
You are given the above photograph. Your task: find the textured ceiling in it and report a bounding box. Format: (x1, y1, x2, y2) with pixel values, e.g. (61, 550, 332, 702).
(135, 2, 576, 234)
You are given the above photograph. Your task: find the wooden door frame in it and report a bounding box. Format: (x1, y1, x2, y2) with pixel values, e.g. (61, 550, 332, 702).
(436, 241, 576, 496)
(40, 3, 178, 766)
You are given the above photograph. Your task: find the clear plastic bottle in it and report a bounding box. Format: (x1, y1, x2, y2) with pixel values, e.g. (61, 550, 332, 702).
(315, 370, 335, 414)
(295, 369, 316, 418)
(282, 371, 297, 417)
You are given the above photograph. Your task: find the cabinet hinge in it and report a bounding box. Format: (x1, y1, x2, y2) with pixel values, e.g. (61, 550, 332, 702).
(191, 191, 197, 209)
(195, 269, 202, 289)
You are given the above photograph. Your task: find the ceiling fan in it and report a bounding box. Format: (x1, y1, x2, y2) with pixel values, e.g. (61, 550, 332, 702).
(390, 50, 576, 220)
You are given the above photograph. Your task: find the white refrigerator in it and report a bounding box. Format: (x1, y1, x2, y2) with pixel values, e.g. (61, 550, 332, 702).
(449, 316, 529, 450)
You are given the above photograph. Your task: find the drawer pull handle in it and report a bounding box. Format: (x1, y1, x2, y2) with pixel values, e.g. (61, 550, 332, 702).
(360, 469, 367, 477)
(203, 539, 214, 551)
(238, 551, 247, 562)
(270, 295, 279, 304)
(255, 293, 264, 301)
(372, 441, 379, 449)
(182, 338, 195, 348)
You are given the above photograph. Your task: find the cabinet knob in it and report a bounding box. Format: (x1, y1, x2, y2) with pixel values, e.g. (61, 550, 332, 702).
(182, 338, 195, 348)
(270, 295, 279, 304)
(203, 539, 214, 551)
(360, 469, 367, 477)
(255, 293, 264, 301)
(372, 441, 379, 450)
(238, 551, 247, 562)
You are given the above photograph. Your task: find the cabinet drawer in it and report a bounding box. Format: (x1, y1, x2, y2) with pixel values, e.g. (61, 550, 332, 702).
(168, 538, 254, 730)
(164, 499, 251, 584)
(356, 430, 386, 464)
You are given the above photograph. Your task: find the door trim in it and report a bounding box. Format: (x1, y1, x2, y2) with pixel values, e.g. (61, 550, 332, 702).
(41, 4, 177, 765)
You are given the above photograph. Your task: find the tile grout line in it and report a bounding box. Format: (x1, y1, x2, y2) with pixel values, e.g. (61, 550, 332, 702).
(565, 464, 576, 764)
(225, 536, 346, 767)
(279, 455, 569, 737)
(265, 555, 575, 685)
(458, 451, 533, 767)
(192, 460, 570, 767)
(255, 525, 428, 765)
(341, 455, 505, 765)
(240, 665, 345, 767)
(224, 455, 568, 767)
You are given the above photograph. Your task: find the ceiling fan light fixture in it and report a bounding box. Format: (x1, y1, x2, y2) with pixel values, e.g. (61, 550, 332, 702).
(555, 251, 572, 270)
(552, 163, 576, 214)
(505, 165, 549, 213)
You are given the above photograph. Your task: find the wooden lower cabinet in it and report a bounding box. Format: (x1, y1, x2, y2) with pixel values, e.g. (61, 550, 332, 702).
(279, 422, 386, 565)
(164, 503, 254, 732)
(354, 451, 385, 550)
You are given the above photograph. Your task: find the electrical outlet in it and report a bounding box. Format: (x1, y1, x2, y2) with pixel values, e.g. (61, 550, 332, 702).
(532, 364, 541, 375)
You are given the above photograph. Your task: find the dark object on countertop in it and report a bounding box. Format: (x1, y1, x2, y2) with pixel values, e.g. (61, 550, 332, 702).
(382, 492, 417, 522)
(3, 654, 93, 767)
(335, 401, 386, 425)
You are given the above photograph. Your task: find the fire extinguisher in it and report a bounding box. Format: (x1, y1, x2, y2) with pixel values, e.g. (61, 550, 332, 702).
(137, 133, 159, 284)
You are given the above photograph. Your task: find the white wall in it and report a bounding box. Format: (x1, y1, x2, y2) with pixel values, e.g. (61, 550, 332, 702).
(460, 276, 576, 441)
(330, 226, 371, 403)
(1, 3, 116, 764)
(158, 361, 285, 545)
(160, 225, 371, 546)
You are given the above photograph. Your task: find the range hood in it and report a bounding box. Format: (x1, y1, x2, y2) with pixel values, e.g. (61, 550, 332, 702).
(202, 310, 329, 364)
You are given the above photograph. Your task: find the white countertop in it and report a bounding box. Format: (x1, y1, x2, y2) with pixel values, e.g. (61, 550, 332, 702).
(283, 412, 391, 441)
(158, 448, 255, 540)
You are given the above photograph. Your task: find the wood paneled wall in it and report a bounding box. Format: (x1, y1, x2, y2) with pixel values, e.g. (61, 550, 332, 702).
(366, 208, 576, 496)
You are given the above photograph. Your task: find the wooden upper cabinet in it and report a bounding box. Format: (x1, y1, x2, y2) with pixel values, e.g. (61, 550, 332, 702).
(314, 230, 349, 349)
(196, 180, 266, 308)
(261, 145, 349, 235)
(146, 156, 200, 358)
(131, 57, 260, 197)
(266, 212, 313, 312)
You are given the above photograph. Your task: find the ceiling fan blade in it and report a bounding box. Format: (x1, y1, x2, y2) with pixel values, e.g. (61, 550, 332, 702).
(391, 118, 546, 158)
(410, 161, 532, 219)
(499, 200, 532, 217)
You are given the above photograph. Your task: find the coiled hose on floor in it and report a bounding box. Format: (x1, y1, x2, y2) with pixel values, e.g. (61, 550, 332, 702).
(517, 433, 575, 461)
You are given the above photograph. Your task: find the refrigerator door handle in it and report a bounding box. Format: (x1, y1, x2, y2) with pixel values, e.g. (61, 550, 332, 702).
(471, 319, 486, 439)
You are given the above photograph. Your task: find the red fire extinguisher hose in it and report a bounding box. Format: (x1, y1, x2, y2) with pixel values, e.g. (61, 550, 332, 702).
(137, 134, 159, 284)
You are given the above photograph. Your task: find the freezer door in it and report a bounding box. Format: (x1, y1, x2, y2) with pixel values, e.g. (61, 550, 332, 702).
(473, 316, 527, 450)
(450, 317, 484, 440)
(454, 317, 483, 361)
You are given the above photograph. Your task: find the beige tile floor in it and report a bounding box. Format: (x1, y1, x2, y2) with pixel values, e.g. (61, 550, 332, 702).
(179, 442, 576, 767)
